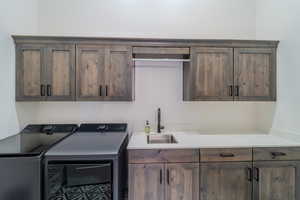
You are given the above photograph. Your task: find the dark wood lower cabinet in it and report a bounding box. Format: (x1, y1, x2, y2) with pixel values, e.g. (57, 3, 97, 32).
(200, 161, 300, 200)
(165, 163, 199, 200)
(200, 162, 252, 200)
(129, 164, 164, 200)
(128, 148, 300, 200)
(128, 163, 199, 200)
(253, 161, 300, 200)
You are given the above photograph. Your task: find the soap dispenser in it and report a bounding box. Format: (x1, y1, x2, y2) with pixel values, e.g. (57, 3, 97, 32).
(144, 120, 151, 135)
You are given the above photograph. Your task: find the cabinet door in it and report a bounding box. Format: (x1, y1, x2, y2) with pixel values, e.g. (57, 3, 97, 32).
(200, 162, 252, 200)
(16, 44, 46, 101)
(45, 44, 76, 101)
(165, 163, 199, 200)
(76, 45, 106, 101)
(234, 48, 276, 101)
(253, 161, 300, 200)
(104, 46, 134, 101)
(184, 47, 234, 101)
(129, 164, 164, 200)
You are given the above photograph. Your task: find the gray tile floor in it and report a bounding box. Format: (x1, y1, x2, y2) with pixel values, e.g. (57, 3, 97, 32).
(49, 183, 111, 200)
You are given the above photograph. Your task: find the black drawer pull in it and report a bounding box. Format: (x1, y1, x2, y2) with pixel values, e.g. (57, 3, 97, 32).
(229, 85, 233, 96)
(105, 85, 108, 96)
(40, 85, 45, 96)
(219, 153, 235, 157)
(271, 152, 286, 159)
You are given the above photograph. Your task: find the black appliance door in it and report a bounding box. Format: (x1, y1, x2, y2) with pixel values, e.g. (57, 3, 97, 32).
(47, 161, 112, 200)
(0, 156, 41, 200)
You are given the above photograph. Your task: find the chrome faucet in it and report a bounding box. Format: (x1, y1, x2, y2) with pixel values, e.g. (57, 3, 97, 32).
(157, 108, 165, 133)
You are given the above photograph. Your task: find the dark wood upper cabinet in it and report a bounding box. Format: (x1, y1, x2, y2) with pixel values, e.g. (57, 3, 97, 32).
(76, 45, 106, 100)
(184, 47, 277, 101)
(165, 163, 199, 200)
(76, 45, 134, 101)
(16, 43, 76, 101)
(45, 44, 76, 101)
(16, 44, 46, 101)
(14, 36, 278, 102)
(253, 161, 300, 200)
(105, 46, 134, 101)
(184, 47, 234, 101)
(200, 162, 252, 200)
(234, 48, 276, 101)
(129, 164, 165, 200)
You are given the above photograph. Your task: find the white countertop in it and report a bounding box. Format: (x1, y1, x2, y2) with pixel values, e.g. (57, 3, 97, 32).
(127, 132, 300, 149)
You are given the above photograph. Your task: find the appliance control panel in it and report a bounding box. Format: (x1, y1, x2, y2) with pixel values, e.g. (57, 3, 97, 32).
(21, 124, 78, 134)
(78, 123, 127, 132)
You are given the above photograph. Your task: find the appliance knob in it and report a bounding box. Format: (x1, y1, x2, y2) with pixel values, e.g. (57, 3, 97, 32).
(97, 125, 107, 132)
(42, 125, 54, 135)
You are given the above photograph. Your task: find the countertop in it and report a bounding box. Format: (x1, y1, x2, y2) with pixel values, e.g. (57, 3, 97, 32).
(127, 132, 300, 149)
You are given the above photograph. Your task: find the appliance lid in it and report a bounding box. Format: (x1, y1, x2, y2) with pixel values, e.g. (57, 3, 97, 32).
(0, 124, 78, 156)
(45, 123, 128, 156)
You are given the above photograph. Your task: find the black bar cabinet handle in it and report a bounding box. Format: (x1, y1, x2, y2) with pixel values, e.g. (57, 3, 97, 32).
(254, 167, 259, 182)
(271, 152, 286, 159)
(99, 85, 102, 96)
(247, 168, 252, 182)
(235, 85, 240, 96)
(219, 153, 235, 157)
(40, 84, 45, 96)
(167, 169, 170, 185)
(105, 85, 108, 96)
(76, 164, 111, 170)
(159, 169, 162, 184)
(47, 84, 52, 96)
(229, 85, 233, 96)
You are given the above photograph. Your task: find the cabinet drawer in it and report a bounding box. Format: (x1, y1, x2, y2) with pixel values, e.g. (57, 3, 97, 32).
(253, 147, 300, 161)
(128, 149, 199, 163)
(200, 148, 252, 162)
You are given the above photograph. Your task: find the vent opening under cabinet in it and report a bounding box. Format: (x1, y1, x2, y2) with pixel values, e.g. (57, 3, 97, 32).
(133, 47, 190, 62)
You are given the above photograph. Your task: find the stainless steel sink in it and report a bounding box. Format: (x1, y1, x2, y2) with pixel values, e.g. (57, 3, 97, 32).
(147, 134, 178, 144)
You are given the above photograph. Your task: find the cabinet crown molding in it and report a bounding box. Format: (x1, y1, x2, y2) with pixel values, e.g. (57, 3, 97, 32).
(12, 35, 279, 48)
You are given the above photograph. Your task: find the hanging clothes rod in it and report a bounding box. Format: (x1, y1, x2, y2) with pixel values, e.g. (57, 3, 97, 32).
(132, 58, 191, 62)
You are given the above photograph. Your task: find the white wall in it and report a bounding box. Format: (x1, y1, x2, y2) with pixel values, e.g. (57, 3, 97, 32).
(256, 0, 300, 134)
(0, 0, 39, 139)
(0, 0, 277, 138)
(33, 62, 272, 133)
(38, 0, 256, 39)
(32, 0, 273, 133)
